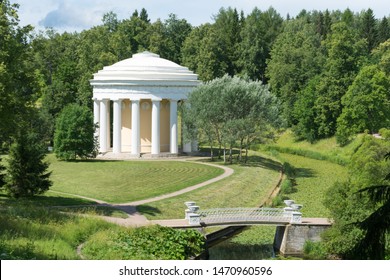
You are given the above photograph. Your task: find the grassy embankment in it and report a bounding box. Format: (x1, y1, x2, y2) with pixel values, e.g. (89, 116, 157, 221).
(206, 132, 361, 259)
(0, 156, 225, 259)
(0, 132, 360, 259)
(48, 155, 224, 203)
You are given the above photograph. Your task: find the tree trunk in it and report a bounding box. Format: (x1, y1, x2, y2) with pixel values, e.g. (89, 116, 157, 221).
(239, 138, 243, 162)
(229, 144, 234, 164)
(210, 142, 214, 161)
(223, 144, 226, 164)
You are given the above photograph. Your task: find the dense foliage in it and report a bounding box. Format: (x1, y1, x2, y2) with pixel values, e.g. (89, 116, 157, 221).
(184, 75, 280, 162)
(3, 131, 52, 198)
(54, 104, 97, 160)
(83, 225, 205, 260)
(324, 134, 390, 259)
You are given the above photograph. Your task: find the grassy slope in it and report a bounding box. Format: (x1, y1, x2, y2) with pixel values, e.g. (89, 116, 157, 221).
(214, 133, 351, 257)
(48, 155, 224, 203)
(138, 153, 282, 220)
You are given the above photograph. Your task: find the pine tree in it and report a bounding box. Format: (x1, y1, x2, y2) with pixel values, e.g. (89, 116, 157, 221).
(378, 17, 390, 44)
(360, 8, 379, 51)
(4, 130, 52, 198)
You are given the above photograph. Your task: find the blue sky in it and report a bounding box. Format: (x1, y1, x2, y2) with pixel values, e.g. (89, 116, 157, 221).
(13, 0, 390, 33)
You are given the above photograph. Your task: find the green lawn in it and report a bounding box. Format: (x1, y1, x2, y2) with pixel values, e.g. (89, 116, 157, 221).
(48, 155, 224, 203)
(138, 153, 282, 220)
(263, 130, 363, 165)
(277, 153, 348, 218)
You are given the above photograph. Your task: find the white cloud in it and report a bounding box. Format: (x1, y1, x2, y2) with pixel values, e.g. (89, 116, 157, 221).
(12, 0, 390, 33)
(38, 0, 102, 30)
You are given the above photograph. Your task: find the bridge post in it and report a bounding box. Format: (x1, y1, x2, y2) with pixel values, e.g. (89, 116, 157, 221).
(185, 201, 200, 225)
(291, 211, 302, 224)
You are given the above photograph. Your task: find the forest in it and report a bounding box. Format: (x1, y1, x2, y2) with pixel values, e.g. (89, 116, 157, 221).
(1, 1, 390, 260)
(1, 1, 389, 150)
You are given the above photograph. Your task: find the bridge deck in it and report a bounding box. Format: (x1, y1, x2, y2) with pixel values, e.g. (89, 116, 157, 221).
(152, 217, 332, 228)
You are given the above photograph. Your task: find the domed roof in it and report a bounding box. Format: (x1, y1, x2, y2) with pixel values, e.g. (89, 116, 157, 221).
(91, 51, 198, 84)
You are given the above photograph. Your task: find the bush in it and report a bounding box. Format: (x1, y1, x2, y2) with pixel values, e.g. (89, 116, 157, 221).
(83, 225, 205, 260)
(303, 241, 327, 260)
(281, 179, 294, 194)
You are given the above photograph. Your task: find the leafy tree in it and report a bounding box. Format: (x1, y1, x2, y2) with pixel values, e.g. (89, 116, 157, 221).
(185, 75, 280, 162)
(0, 0, 37, 143)
(213, 7, 242, 77)
(336, 65, 390, 145)
(324, 136, 390, 259)
(352, 151, 390, 259)
(239, 7, 283, 82)
(163, 14, 192, 64)
(314, 22, 366, 138)
(4, 129, 52, 198)
(102, 11, 119, 32)
(267, 18, 324, 127)
(54, 104, 98, 160)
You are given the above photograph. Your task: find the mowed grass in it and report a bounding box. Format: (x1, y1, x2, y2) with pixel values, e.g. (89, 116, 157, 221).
(277, 153, 348, 218)
(48, 155, 224, 204)
(138, 153, 282, 220)
(261, 130, 363, 165)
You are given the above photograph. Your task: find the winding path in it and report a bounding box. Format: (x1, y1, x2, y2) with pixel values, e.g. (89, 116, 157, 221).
(50, 159, 234, 227)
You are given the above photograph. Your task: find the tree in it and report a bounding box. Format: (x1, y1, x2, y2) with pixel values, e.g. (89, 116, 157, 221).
(0, 0, 37, 143)
(266, 18, 325, 127)
(378, 17, 390, 44)
(352, 151, 390, 259)
(102, 11, 119, 32)
(0, 157, 6, 189)
(239, 7, 283, 82)
(185, 75, 280, 162)
(324, 135, 390, 259)
(163, 14, 192, 64)
(360, 9, 379, 52)
(54, 104, 98, 160)
(314, 22, 366, 138)
(336, 65, 390, 145)
(4, 129, 52, 198)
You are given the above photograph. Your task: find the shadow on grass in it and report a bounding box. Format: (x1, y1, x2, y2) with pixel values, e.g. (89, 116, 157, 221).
(295, 167, 316, 178)
(136, 205, 162, 217)
(239, 155, 283, 173)
(0, 193, 95, 207)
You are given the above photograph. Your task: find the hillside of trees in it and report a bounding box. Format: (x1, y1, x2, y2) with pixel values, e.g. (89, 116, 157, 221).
(1, 1, 390, 148)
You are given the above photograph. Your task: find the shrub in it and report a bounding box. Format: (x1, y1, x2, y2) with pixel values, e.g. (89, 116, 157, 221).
(83, 225, 205, 260)
(303, 241, 327, 260)
(281, 179, 294, 194)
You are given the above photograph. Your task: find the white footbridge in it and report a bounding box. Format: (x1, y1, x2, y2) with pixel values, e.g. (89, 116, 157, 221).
(184, 201, 303, 227)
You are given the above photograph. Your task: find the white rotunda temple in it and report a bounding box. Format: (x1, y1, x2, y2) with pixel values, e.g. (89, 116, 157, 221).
(90, 51, 199, 157)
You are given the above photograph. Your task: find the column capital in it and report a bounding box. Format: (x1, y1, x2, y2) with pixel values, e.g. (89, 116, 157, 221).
(111, 97, 123, 102)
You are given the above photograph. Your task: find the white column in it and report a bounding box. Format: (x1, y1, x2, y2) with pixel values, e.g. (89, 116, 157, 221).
(170, 99, 178, 154)
(99, 99, 108, 153)
(113, 99, 122, 154)
(93, 99, 100, 138)
(106, 101, 111, 150)
(151, 100, 161, 155)
(131, 100, 140, 155)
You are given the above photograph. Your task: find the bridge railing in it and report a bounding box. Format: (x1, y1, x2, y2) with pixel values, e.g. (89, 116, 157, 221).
(184, 201, 303, 226)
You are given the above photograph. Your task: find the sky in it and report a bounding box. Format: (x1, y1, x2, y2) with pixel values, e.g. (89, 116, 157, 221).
(12, 0, 390, 33)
